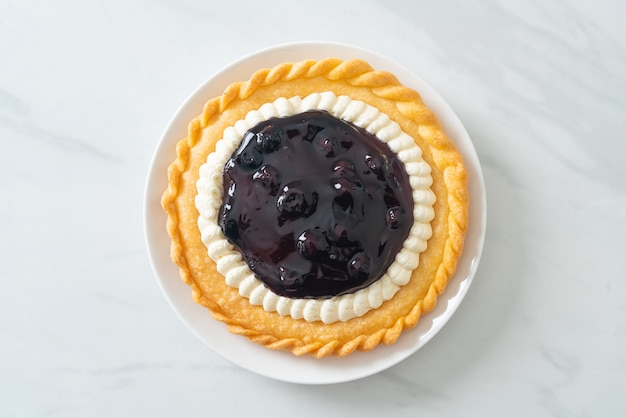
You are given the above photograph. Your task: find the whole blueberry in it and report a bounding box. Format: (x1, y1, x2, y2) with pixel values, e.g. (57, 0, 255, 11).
(252, 165, 280, 195)
(386, 206, 406, 230)
(364, 153, 387, 176)
(316, 136, 338, 157)
(296, 229, 328, 259)
(276, 182, 317, 218)
(347, 252, 371, 281)
(255, 131, 281, 153)
(332, 159, 356, 178)
(235, 143, 263, 169)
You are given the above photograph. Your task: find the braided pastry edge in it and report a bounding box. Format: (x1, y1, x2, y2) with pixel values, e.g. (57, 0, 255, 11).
(161, 58, 468, 357)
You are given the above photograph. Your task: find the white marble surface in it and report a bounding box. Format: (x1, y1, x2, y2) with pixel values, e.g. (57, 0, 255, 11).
(1, 0, 625, 416)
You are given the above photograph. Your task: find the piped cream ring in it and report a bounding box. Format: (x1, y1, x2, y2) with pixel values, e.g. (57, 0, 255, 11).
(195, 91, 435, 324)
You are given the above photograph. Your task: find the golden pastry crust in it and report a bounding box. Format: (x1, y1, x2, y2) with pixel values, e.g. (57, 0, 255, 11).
(162, 58, 468, 357)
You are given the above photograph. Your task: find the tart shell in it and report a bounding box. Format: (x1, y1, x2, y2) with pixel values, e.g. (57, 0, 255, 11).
(162, 58, 468, 357)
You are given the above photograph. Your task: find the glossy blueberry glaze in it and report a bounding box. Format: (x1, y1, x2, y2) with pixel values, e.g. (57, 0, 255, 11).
(218, 111, 414, 299)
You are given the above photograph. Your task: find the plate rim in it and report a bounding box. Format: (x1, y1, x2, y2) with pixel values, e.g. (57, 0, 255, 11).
(143, 40, 487, 385)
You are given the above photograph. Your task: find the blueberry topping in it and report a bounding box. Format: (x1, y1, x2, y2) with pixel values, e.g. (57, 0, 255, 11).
(219, 110, 413, 298)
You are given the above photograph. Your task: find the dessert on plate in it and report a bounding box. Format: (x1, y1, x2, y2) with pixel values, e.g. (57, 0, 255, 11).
(162, 58, 468, 357)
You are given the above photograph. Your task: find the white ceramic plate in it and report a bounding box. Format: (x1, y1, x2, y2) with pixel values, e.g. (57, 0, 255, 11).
(144, 41, 486, 385)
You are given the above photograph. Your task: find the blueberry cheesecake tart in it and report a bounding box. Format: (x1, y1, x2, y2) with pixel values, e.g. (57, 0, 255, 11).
(162, 58, 468, 357)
